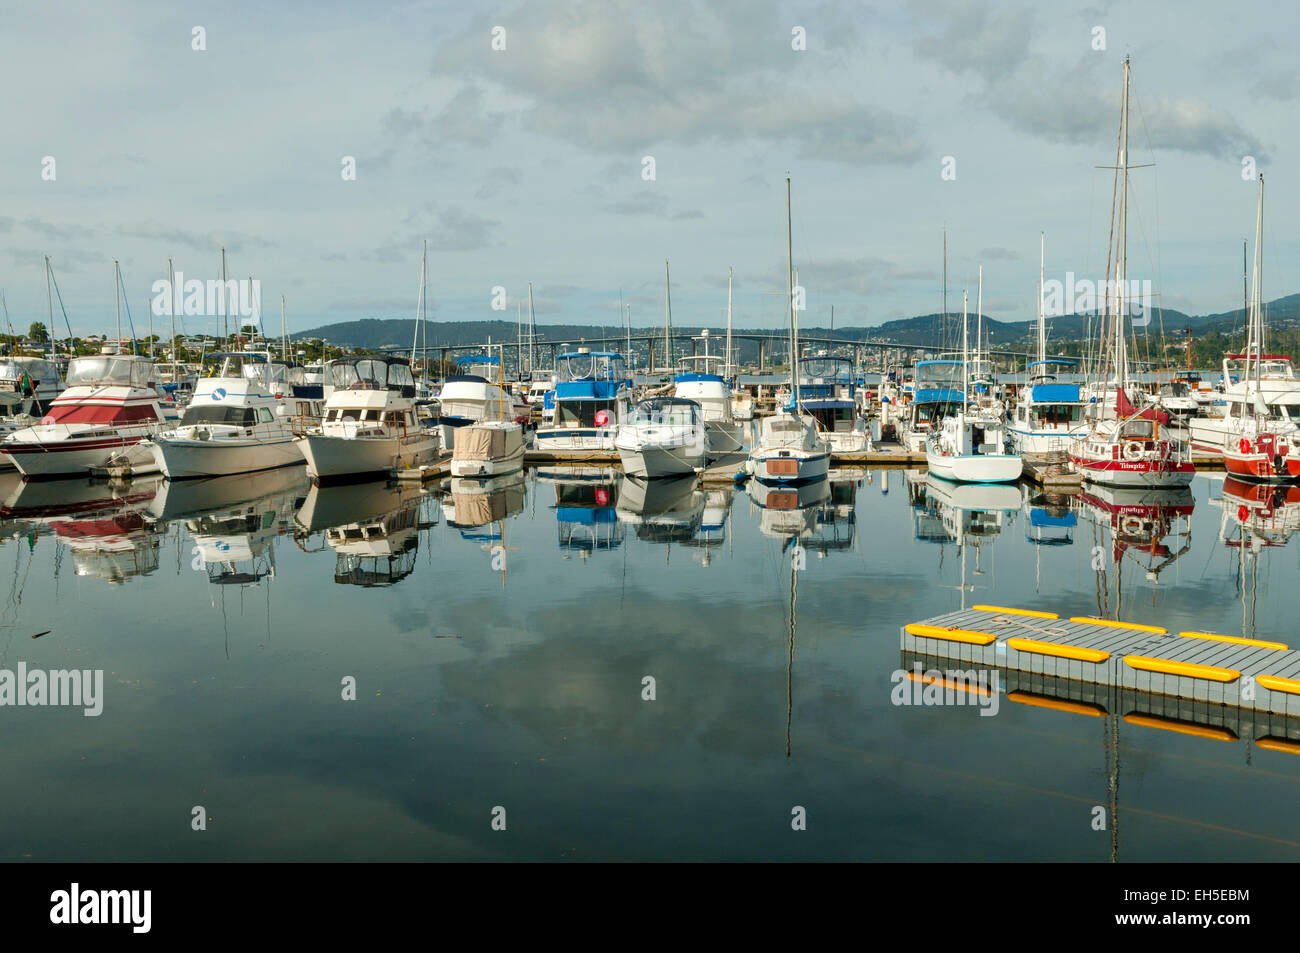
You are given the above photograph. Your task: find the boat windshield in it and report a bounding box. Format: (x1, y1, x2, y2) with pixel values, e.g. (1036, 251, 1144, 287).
(630, 399, 698, 426)
(915, 362, 965, 386)
(800, 358, 851, 382)
(181, 405, 259, 427)
(66, 356, 153, 387)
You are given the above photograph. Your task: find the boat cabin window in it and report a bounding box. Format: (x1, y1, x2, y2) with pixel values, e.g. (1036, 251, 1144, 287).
(1032, 404, 1082, 424)
(1119, 419, 1155, 440)
(363, 410, 380, 421)
(258, 407, 274, 423)
(556, 399, 620, 427)
(181, 405, 259, 427)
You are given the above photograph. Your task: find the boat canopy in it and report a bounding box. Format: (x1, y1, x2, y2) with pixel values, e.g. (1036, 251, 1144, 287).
(65, 355, 155, 388)
(327, 357, 416, 396)
(557, 352, 627, 382)
(799, 356, 852, 382)
(1030, 383, 1082, 403)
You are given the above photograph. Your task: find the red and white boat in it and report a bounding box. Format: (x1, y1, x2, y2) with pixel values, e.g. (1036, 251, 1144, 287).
(1071, 389, 1195, 488)
(1, 354, 166, 478)
(1188, 178, 1300, 480)
(1070, 58, 1195, 490)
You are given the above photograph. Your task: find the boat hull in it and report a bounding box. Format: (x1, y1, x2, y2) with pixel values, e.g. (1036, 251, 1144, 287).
(1069, 456, 1196, 488)
(4, 434, 150, 478)
(618, 443, 704, 478)
(1222, 449, 1300, 482)
(704, 420, 744, 453)
(150, 436, 303, 480)
(533, 426, 618, 452)
(449, 444, 525, 477)
(299, 433, 439, 483)
(749, 450, 830, 485)
(925, 452, 1021, 484)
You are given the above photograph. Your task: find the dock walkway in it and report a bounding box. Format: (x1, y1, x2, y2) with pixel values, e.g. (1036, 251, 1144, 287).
(903, 605, 1300, 716)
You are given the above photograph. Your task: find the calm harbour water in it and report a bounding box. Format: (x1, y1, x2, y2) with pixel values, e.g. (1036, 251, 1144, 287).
(1, 462, 1298, 862)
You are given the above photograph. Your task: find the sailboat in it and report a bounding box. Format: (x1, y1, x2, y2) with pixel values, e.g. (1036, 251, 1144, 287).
(1187, 176, 1300, 481)
(924, 291, 1021, 483)
(745, 177, 829, 485)
(1069, 57, 1195, 488)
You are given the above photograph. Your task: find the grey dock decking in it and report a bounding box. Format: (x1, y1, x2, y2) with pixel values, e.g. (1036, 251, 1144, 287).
(902, 605, 1300, 717)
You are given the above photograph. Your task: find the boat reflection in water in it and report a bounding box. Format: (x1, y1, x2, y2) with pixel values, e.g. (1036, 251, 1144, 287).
(906, 470, 950, 544)
(923, 476, 1019, 604)
(1216, 476, 1300, 551)
(441, 472, 526, 533)
(295, 480, 433, 587)
(537, 466, 623, 558)
(745, 476, 830, 541)
(616, 475, 704, 546)
(679, 487, 733, 566)
(3, 475, 166, 582)
(802, 475, 858, 558)
(1078, 484, 1194, 586)
(165, 467, 309, 587)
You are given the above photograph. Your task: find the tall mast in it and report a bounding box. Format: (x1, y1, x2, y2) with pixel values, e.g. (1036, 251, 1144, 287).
(168, 258, 176, 373)
(725, 267, 734, 381)
(114, 259, 121, 350)
(1038, 233, 1046, 366)
(527, 282, 536, 373)
(1115, 56, 1131, 390)
(942, 230, 947, 350)
(221, 247, 229, 345)
(962, 291, 969, 406)
(787, 176, 800, 409)
(410, 241, 425, 367)
(280, 295, 287, 361)
(976, 265, 983, 370)
(45, 255, 53, 355)
(1249, 175, 1264, 387)
(664, 260, 672, 371)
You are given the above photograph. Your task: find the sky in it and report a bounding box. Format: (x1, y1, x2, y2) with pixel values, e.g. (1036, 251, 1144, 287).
(0, 0, 1296, 341)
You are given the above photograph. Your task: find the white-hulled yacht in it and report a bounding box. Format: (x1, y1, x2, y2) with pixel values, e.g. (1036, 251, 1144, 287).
(296, 356, 439, 483)
(436, 355, 526, 448)
(2, 353, 166, 478)
(615, 396, 708, 477)
(673, 348, 743, 454)
(145, 352, 304, 479)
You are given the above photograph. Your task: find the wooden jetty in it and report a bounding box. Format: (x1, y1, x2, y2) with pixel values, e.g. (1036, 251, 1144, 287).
(902, 604, 1300, 717)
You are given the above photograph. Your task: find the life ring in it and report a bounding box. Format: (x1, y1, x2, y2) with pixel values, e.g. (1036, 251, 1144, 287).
(1121, 515, 1144, 535)
(1238, 504, 1249, 522)
(1239, 437, 1251, 455)
(1122, 441, 1142, 461)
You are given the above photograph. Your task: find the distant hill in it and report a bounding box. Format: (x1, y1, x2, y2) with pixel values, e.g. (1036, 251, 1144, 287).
(294, 295, 1300, 355)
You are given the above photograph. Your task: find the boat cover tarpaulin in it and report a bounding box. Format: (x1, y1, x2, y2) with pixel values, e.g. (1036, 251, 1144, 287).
(451, 424, 521, 461)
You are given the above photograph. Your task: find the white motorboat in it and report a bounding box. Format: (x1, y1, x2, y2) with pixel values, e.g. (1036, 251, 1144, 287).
(615, 396, 708, 477)
(2, 354, 167, 478)
(297, 356, 440, 483)
(673, 350, 743, 454)
(146, 352, 304, 479)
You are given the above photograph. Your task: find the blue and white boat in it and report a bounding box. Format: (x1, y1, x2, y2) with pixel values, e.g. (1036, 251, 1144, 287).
(796, 355, 869, 453)
(436, 355, 520, 429)
(1007, 359, 1087, 454)
(534, 349, 632, 453)
(900, 360, 965, 452)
